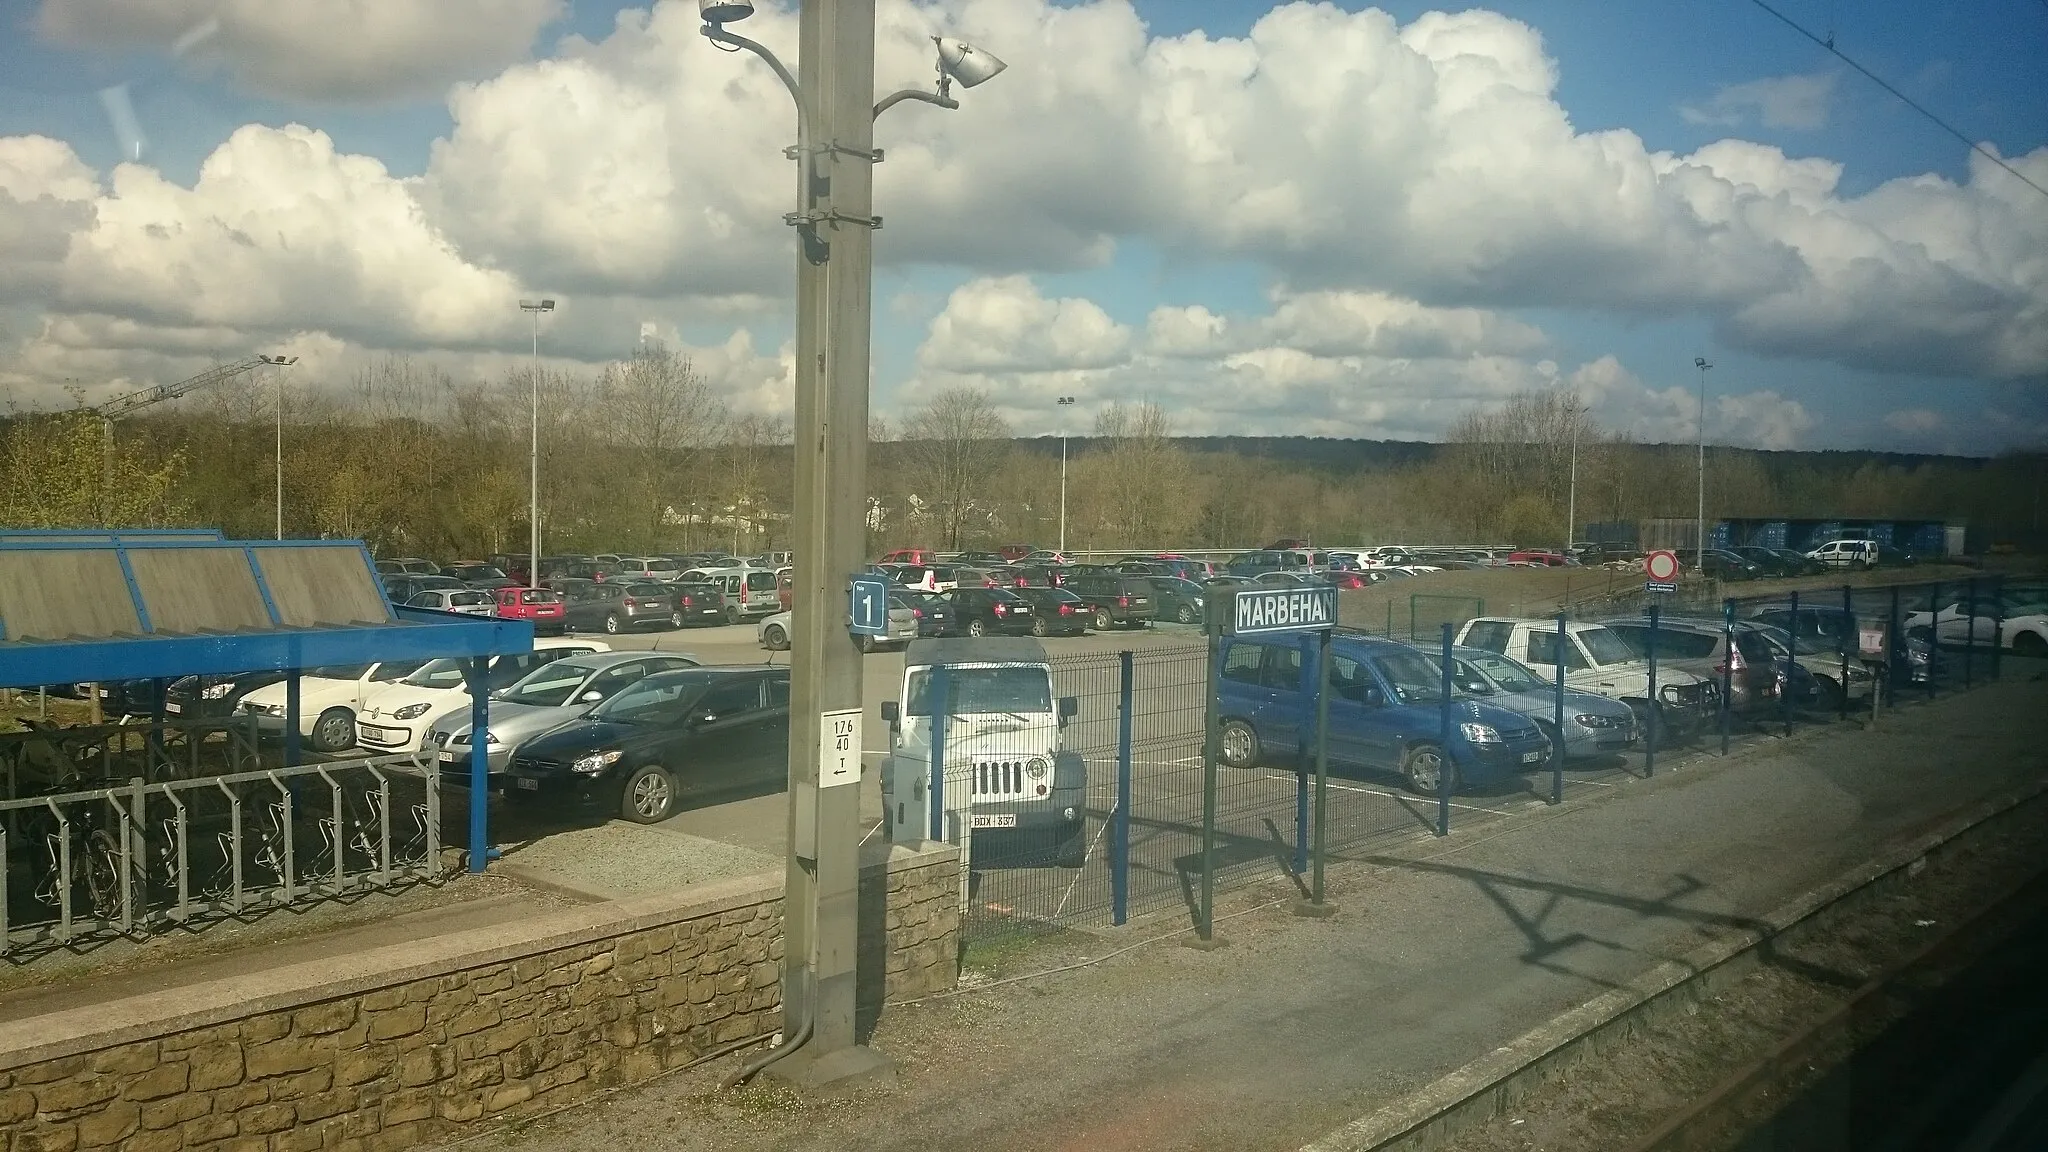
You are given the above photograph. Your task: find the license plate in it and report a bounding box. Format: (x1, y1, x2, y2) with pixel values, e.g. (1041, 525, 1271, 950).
(164, 702, 182, 714)
(1521, 750, 1543, 763)
(438, 750, 459, 763)
(515, 777, 540, 791)
(970, 814, 1017, 829)
(360, 724, 396, 739)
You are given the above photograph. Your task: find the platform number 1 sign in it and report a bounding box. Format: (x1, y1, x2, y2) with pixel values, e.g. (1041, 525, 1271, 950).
(819, 708, 861, 788)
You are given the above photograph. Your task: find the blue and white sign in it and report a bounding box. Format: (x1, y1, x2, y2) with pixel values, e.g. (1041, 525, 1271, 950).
(1231, 586, 1337, 636)
(848, 576, 890, 636)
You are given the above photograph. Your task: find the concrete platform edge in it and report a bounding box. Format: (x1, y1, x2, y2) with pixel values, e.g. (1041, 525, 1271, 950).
(1296, 772, 2048, 1152)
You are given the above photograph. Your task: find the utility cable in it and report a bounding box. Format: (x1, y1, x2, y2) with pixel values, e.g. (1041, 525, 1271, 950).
(1746, 0, 2048, 203)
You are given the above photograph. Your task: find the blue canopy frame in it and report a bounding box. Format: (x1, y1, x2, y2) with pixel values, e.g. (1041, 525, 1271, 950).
(0, 536, 532, 873)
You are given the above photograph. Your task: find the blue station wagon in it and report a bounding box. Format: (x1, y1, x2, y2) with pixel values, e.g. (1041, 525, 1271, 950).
(1216, 633, 1551, 793)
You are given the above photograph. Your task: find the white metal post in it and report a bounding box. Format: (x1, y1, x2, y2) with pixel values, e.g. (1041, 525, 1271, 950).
(1057, 395, 1075, 552)
(1695, 358, 1712, 567)
(260, 355, 297, 539)
(519, 300, 554, 585)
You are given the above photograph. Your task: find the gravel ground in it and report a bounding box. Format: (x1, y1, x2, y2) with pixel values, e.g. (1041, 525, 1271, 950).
(419, 672, 2048, 1152)
(1431, 793, 2048, 1152)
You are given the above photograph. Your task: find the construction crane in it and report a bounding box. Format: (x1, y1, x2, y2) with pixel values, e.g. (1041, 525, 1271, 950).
(94, 356, 272, 524)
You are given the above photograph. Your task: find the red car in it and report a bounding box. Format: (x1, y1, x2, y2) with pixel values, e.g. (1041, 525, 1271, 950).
(493, 586, 566, 634)
(1507, 551, 1571, 567)
(877, 548, 936, 565)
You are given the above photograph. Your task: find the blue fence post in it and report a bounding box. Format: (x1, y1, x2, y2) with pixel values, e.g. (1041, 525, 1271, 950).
(927, 663, 950, 841)
(1644, 603, 1659, 777)
(464, 657, 489, 874)
(1720, 599, 1734, 755)
(1436, 624, 1452, 837)
(1112, 651, 1132, 927)
(1963, 577, 1976, 690)
(1991, 575, 2004, 682)
(1551, 611, 1566, 805)
(1783, 590, 1799, 738)
(1926, 580, 1941, 700)
(1839, 584, 1853, 721)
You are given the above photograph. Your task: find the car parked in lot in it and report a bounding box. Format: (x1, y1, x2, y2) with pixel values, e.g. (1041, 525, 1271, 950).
(428, 652, 701, 777)
(1018, 550, 1072, 565)
(383, 573, 466, 604)
(1146, 576, 1207, 625)
(161, 670, 290, 722)
(1730, 546, 1819, 578)
(374, 557, 440, 576)
(239, 660, 430, 752)
(1217, 633, 1550, 793)
(442, 563, 518, 589)
(947, 586, 1038, 637)
(1905, 590, 2048, 658)
(404, 588, 497, 616)
(1807, 539, 1879, 570)
(1057, 570, 1153, 630)
(557, 580, 686, 634)
(898, 590, 956, 637)
(679, 566, 781, 622)
(877, 548, 938, 565)
(1598, 616, 1812, 713)
(505, 666, 791, 824)
(756, 599, 916, 652)
(356, 638, 609, 756)
(1011, 586, 1092, 636)
(1428, 646, 1636, 759)
(1679, 548, 1763, 581)
(1455, 617, 1718, 743)
(493, 586, 566, 634)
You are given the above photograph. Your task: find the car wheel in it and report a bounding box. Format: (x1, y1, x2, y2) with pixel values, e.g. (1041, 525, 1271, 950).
(309, 708, 355, 753)
(1853, 560, 1872, 572)
(1219, 719, 1260, 769)
(1812, 675, 1845, 712)
(1055, 822, 1088, 869)
(603, 614, 621, 635)
(966, 618, 989, 638)
(726, 606, 743, 625)
(2015, 632, 2047, 658)
(669, 611, 684, 629)
(763, 623, 790, 651)
(1175, 604, 1197, 624)
(1402, 743, 1457, 796)
(1031, 616, 1049, 637)
(1094, 609, 1113, 630)
(619, 765, 676, 824)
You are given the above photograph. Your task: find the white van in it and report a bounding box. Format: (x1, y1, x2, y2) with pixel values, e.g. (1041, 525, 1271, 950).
(1806, 539, 1879, 570)
(879, 637, 1085, 868)
(681, 565, 781, 623)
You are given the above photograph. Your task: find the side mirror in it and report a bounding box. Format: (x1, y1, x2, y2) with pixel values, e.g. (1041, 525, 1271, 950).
(579, 689, 603, 703)
(1360, 685, 1384, 707)
(1057, 696, 1079, 721)
(880, 701, 899, 726)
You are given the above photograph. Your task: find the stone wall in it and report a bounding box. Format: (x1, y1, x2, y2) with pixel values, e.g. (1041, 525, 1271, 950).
(0, 841, 959, 1152)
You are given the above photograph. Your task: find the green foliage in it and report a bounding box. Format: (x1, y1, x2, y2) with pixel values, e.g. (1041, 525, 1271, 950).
(0, 409, 188, 527)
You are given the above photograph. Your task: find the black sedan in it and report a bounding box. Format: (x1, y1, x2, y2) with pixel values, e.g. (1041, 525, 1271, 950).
(894, 590, 956, 637)
(503, 667, 791, 824)
(947, 586, 1038, 637)
(1147, 576, 1207, 625)
(1732, 547, 1816, 578)
(1012, 586, 1091, 636)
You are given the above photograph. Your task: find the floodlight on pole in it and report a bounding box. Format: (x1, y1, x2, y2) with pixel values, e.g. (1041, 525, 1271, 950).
(701, 0, 1003, 1089)
(259, 354, 298, 539)
(1694, 357, 1712, 569)
(1057, 396, 1076, 553)
(520, 299, 556, 590)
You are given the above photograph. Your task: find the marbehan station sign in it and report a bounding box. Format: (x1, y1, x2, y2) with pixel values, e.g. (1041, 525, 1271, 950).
(1230, 586, 1337, 636)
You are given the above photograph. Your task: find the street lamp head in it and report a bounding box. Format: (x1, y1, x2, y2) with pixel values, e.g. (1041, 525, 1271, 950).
(260, 354, 298, 366)
(698, 0, 753, 25)
(1056, 396, 1075, 405)
(519, 298, 556, 313)
(1694, 357, 1710, 370)
(935, 37, 1006, 88)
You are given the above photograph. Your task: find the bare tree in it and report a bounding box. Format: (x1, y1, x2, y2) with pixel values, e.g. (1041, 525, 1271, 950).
(1075, 401, 1196, 548)
(597, 343, 726, 551)
(899, 387, 1012, 549)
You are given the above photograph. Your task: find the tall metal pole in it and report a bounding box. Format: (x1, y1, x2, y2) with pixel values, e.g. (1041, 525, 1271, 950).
(1566, 401, 1578, 556)
(778, 0, 884, 1082)
(1694, 359, 1712, 567)
(275, 362, 284, 540)
(1056, 395, 1075, 553)
(519, 300, 553, 585)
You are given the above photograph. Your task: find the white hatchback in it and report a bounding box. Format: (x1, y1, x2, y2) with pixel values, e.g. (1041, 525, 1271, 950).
(355, 638, 610, 755)
(238, 659, 432, 753)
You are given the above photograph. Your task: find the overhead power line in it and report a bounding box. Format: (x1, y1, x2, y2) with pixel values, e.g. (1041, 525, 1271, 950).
(1747, 0, 2048, 203)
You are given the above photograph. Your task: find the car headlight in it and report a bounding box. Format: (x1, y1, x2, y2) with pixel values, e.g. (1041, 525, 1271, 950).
(201, 682, 234, 700)
(1025, 757, 1050, 781)
(392, 702, 433, 720)
(1459, 722, 1500, 744)
(571, 749, 624, 776)
(485, 733, 502, 744)
(1573, 713, 1623, 728)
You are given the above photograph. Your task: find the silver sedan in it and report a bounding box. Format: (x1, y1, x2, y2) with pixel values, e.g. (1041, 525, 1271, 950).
(426, 651, 699, 775)
(1437, 645, 1637, 759)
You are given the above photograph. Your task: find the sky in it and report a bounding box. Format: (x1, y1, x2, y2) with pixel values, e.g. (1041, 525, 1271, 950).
(0, 0, 2043, 455)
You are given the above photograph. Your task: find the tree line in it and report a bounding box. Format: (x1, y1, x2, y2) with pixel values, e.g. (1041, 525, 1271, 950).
(1, 356, 2041, 558)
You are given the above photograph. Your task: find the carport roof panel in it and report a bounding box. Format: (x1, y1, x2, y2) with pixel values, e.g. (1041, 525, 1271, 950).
(0, 538, 532, 688)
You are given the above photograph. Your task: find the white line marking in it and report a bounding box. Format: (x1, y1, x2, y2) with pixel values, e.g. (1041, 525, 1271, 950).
(1262, 773, 1512, 815)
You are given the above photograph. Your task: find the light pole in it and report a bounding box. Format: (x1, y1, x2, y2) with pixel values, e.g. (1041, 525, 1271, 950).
(1056, 396, 1075, 552)
(260, 354, 298, 539)
(519, 300, 555, 586)
(1694, 357, 1712, 568)
(700, 0, 1004, 1087)
(1565, 391, 1579, 557)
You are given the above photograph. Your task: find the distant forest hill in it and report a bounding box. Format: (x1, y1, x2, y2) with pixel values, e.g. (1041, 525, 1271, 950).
(1009, 435, 1994, 473)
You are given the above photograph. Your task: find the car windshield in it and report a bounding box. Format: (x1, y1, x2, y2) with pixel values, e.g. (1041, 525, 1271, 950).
(1465, 652, 1548, 693)
(459, 566, 506, 580)
(448, 591, 491, 606)
(498, 661, 598, 707)
(519, 589, 556, 604)
(592, 675, 706, 726)
(1577, 627, 1639, 667)
(1752, 624, 1829, 657)
(402, 659, 469, 689)
(905, 666, 1053, 717)
(1368, 649, 1445, 704)
(625, 583, 671, 598)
